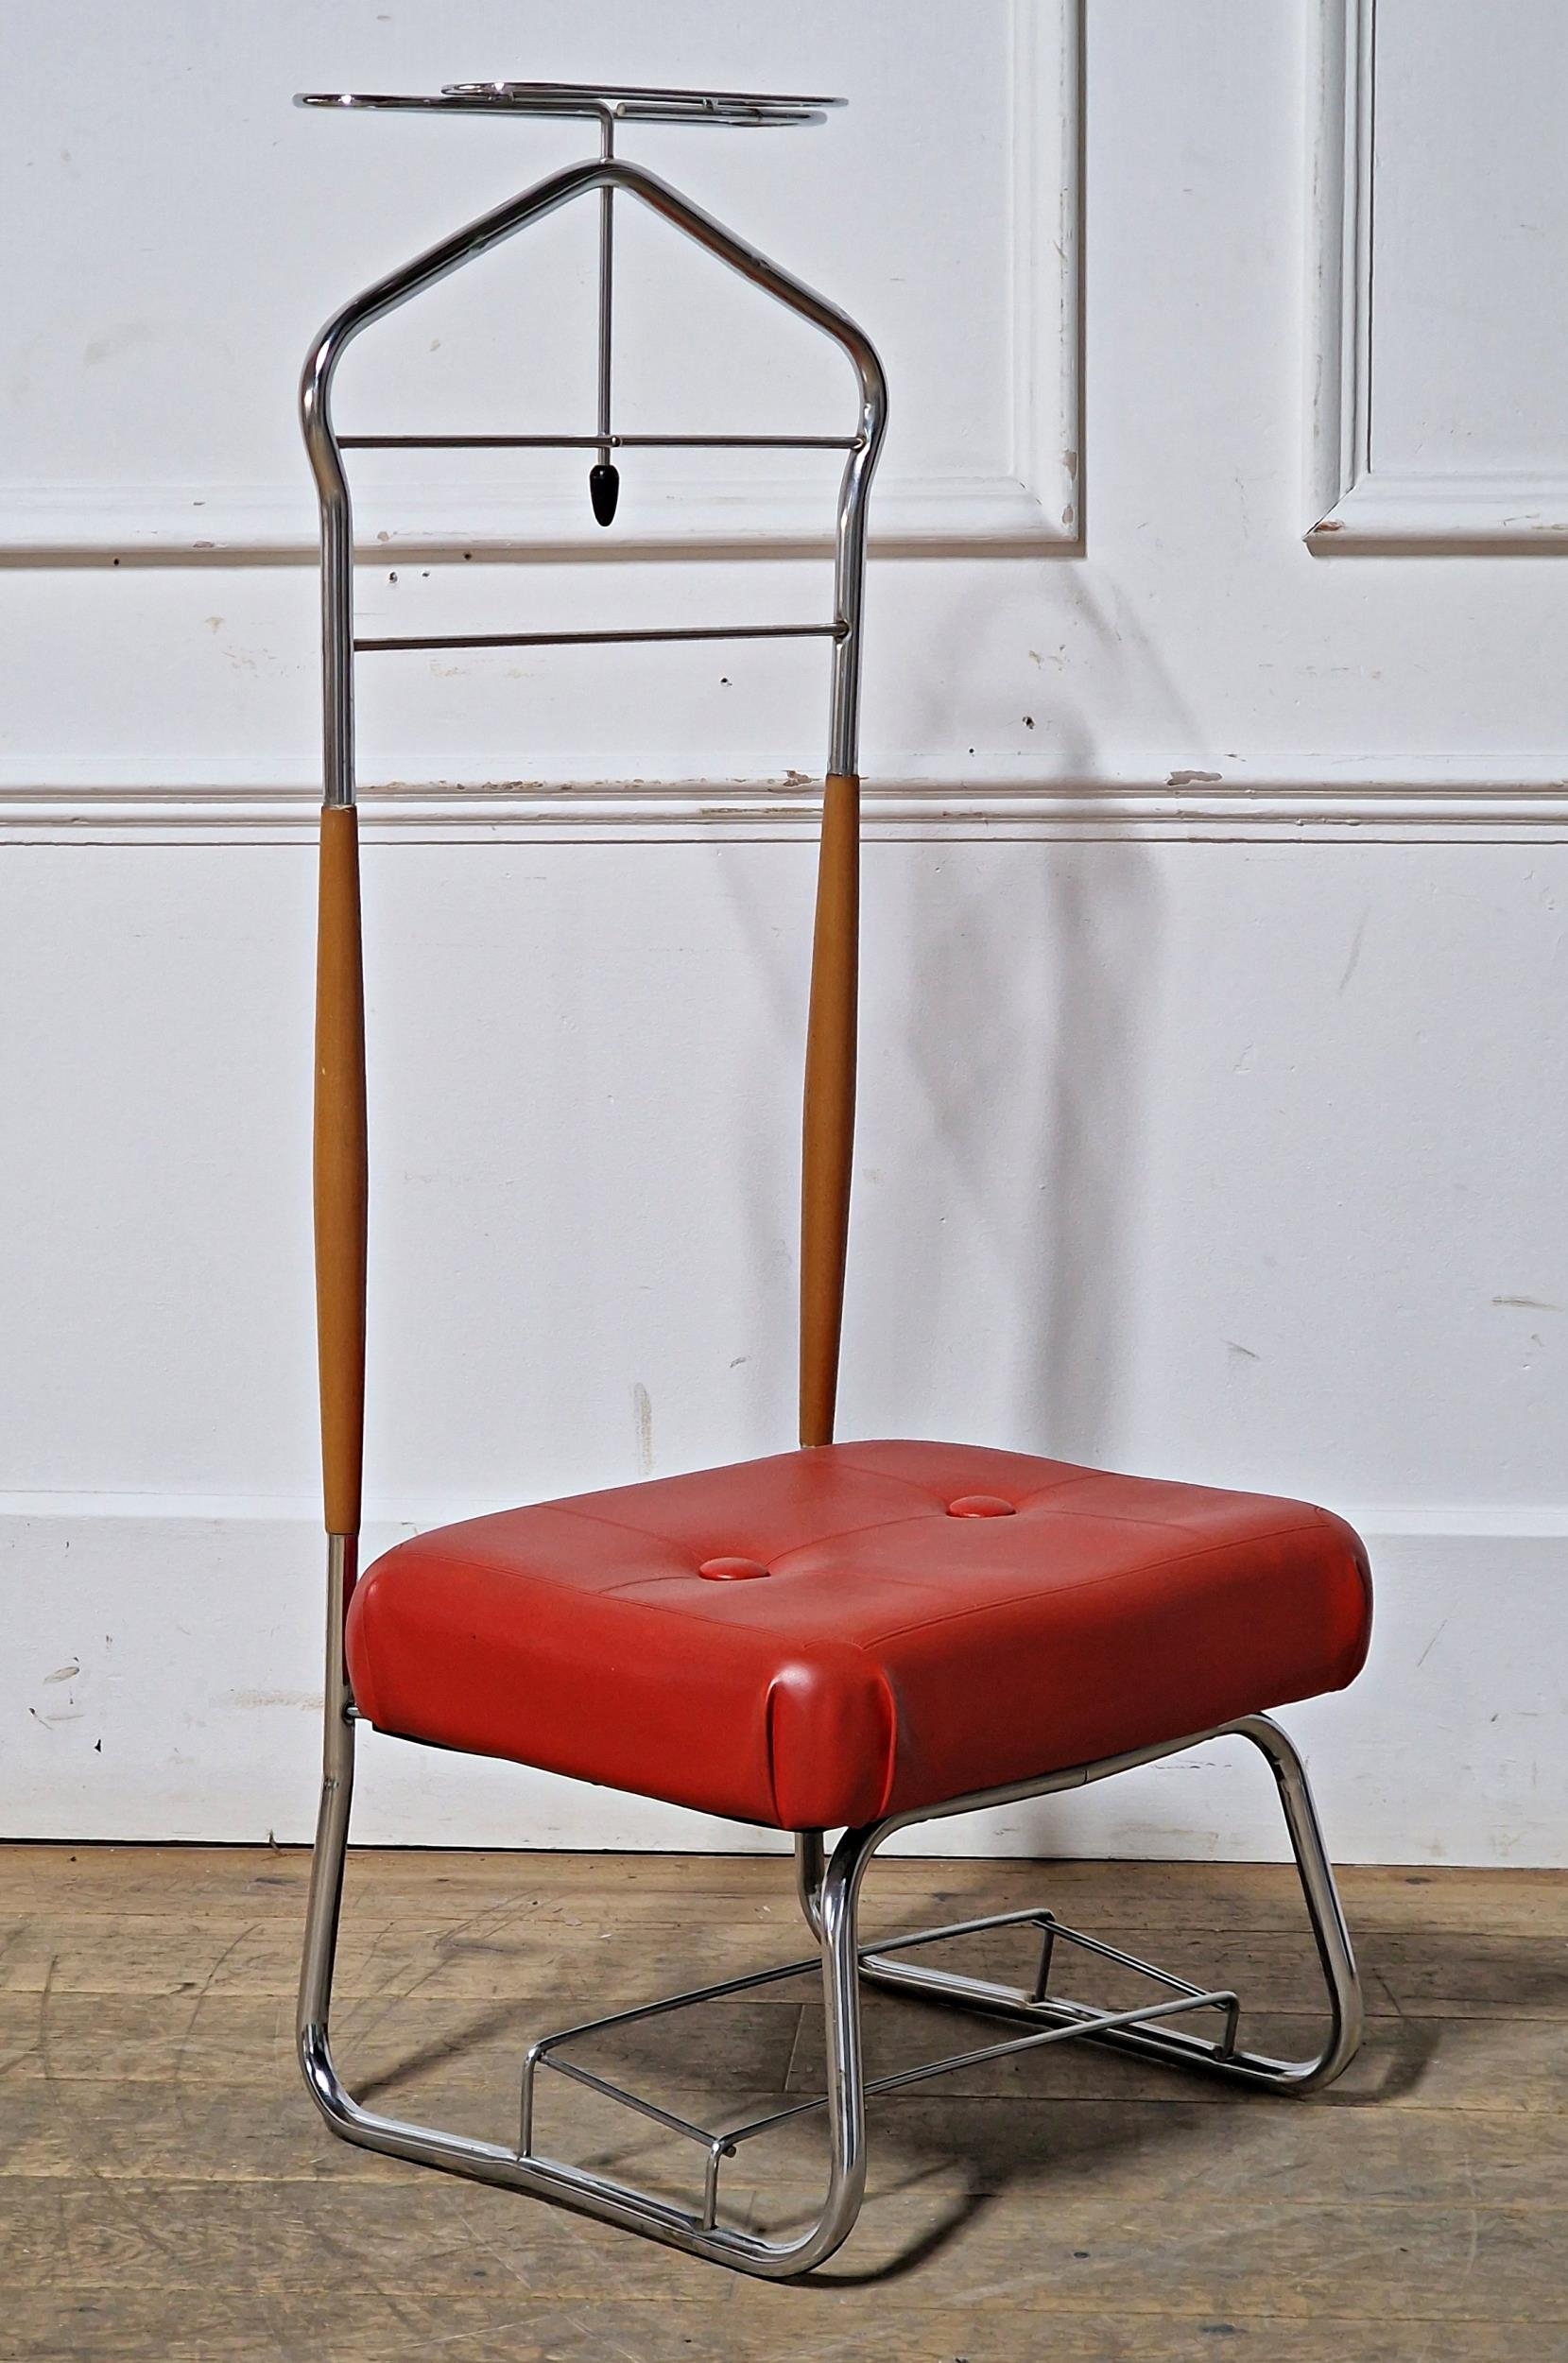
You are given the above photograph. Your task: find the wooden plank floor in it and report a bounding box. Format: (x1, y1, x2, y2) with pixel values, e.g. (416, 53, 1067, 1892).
(2, 1846, 1566, 2361)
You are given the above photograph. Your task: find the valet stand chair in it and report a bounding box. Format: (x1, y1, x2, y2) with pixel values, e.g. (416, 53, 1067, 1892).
(295, 80, 1373, 2282)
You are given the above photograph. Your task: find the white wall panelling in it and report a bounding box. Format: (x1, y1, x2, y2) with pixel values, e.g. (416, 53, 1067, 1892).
(1308, 0, 1568, 548)
(5, 769, 1568, 848)
(9, 1, 1568, 803)
(3, 4, 1566, 1858)
(4, 1515, 1561, 1865)
(4, 834, 1566, 1862)
(0, 0, 1079, 563)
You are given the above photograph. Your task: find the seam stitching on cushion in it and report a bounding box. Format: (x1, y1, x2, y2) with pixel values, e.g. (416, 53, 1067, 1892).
(568, 1502, 1024, 1602)
(540, 1493, 943, 1570)
(828, 1450, 1094, 1512)
(1025, 1492, 1337, 1539)
(871, 1662, 901, 1820)
(763, 1674, 784, 1827)
(820, 1453, 1326, 1539)
(369, 1505, 1336, 1658)
(370, 1520, 930, 1659)
(842, 1516, 1335, 1653)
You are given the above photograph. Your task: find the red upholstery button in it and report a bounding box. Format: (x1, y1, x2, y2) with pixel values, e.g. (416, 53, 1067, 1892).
(698, 1556, 770, 1581)
(947, 1494, 1016, 1519)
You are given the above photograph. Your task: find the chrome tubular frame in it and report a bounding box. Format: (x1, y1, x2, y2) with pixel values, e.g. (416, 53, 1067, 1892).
(301, 81, 845, 130)
(299, 150, 889, 808)
(794, 1711, 1362, 2096)
(296, 92, 1364, 2281)
(299, 1703, 1362, 2280)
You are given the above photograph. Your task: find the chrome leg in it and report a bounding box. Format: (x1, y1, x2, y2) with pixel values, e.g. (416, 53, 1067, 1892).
(297, 1637, 878, 2277)
(297, 1534, 356, 2064)
(795, 1827, 826, 1940)
(819, 1713, 1363, 2096)
(299, 1702, 1362, 2283)
(1232, 1710, 1364, 2085)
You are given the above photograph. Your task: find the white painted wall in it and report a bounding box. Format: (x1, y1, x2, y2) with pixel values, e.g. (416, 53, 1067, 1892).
(2, 1, 1565, 1861)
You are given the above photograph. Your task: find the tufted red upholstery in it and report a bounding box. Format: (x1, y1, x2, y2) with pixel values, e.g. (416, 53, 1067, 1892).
(346, 1440, 1371, 1832)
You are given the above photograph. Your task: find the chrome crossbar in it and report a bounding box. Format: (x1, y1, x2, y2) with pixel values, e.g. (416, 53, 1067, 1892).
(339, 432, 862, 451)
(353, 622, 847, 653)
(517, 1951, 812, 2155)
(515, 1903, 1244, 2234)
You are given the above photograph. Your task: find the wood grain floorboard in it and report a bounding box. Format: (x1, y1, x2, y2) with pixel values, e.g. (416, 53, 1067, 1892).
(1, 1844, 1564, 2361)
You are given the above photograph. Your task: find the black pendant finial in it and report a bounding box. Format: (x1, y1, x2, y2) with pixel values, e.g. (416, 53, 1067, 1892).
(589, 461, 620, 526)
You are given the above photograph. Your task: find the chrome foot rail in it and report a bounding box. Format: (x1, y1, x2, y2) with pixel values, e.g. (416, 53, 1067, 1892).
(514, 1914, 1242, 2239)
(298, 1690, 1364, 2280)
(798, 1713, 1364, 2098)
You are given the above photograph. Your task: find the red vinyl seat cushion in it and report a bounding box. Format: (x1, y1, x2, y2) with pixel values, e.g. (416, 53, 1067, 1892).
(345, 1440, 1371, 1832)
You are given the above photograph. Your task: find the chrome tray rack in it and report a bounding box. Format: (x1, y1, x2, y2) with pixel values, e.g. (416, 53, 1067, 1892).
(296, 78, 856, 531)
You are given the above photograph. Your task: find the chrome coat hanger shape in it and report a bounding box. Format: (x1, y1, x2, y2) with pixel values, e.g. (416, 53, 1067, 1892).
(295, 78, 850, 526)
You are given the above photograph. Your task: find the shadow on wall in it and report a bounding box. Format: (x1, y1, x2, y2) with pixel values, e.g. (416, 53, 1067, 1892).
(872, 568, 1208, 1461)
(884, 779, 1162, 1466)
(708, 778, 1165, 1466)
(1032, 839, 1162, 1464)
(709, 562, 1216, 1465)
